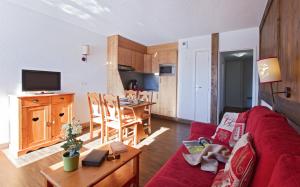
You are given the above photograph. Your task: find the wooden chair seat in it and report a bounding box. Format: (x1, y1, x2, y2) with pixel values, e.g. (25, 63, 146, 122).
(92, 116, 103, 124)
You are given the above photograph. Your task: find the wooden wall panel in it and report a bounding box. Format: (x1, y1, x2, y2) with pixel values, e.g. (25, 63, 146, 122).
(260, 0, 300, 125)
(211, 33, 219, 124)
(259, 0, 280, 100)
(107, 36, 125, 96)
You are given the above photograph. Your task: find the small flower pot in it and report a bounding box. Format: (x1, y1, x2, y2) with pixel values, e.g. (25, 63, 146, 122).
(62, 152, 80, 172)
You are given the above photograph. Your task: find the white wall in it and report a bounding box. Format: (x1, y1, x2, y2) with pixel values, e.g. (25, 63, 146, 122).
(0, 1, 107, 144)
(218, 27, 259, 119)
(177, 35, 211, 121)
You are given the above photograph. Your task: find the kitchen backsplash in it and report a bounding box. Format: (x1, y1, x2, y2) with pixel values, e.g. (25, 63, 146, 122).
(119, 71, 159, 91)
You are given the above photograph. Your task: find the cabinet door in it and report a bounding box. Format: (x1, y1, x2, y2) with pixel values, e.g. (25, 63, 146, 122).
(118, 47, 132, 66)
(51, 103, 72, 140)
(151, 92, 160, 114)
(132, 51, 144, 72)
(158, 76, 177, 117)
(152, 53, 159, 74)
(22, 106, 49, 149)
(158, 50, 177, 64)
(144, 54, 152, 73)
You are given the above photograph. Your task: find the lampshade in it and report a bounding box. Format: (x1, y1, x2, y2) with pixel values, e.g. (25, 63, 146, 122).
(257, 58, 282, 83)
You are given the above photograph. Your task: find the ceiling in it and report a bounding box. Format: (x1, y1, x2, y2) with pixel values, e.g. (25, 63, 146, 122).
(7, 0, 268, 45)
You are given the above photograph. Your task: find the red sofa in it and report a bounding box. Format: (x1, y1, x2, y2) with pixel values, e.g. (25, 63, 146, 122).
(145, 106, 300, 187)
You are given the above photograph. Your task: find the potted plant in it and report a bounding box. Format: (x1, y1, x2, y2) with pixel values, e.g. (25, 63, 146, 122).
(61, 119, 83, 172)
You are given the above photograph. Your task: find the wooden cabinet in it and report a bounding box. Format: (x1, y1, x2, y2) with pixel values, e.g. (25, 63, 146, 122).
(151, 92, 160, 114)
(144, 54, 152, 73)
(22, 105, 49, 149)
(51, 103, 72, 140)
(158, 76, 177, 117)
(158, 50, 177, 64)
(132, 51, 144, 72)
(9, 93, 74, 157)
(152, 54, 159, 74)
(118, 47, 132, 66)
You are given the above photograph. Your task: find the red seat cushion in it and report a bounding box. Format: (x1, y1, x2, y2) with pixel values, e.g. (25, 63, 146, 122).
(146, 122, 221, 187)
(268, 154, 300, 187)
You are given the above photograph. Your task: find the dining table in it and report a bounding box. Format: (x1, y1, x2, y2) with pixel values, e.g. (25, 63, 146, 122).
(120, 100, 155, 144)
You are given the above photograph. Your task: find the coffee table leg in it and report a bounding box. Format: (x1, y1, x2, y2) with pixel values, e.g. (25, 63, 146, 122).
(133, 155, 139, 187)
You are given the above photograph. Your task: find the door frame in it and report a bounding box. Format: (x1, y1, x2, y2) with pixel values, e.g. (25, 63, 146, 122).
(217, 48, 259, 122)
(194, 49, 211, 123)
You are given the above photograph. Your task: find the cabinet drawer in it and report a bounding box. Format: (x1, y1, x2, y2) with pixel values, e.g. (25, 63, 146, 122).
(22, 97, 50, 107)
(51, 95, 73, 104)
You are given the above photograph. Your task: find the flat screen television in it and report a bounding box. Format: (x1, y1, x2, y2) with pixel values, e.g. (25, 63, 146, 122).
(22, 69, 61, 92)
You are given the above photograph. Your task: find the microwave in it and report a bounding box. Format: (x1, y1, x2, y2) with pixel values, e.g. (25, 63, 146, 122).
(159, 64, 176, 76)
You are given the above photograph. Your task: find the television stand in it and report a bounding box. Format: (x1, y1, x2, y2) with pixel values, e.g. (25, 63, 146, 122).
(9, 93, 74, 157)
(35, 91, 56, 95)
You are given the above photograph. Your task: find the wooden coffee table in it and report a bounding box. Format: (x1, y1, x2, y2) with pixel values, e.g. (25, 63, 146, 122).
(40, 145, 141, 187)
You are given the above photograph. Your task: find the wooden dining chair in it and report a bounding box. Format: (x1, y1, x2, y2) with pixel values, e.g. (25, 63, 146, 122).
(124, 90, 138, 100)
(138, 91, 153, 134)
(102, 94, 139, 145)
(87, 92, 105, 143)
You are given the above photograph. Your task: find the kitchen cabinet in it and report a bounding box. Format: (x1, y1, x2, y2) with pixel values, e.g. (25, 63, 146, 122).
(151, 77, 177, 117)
(144, 54, 152, 73)
(158, 76, 177, 117)
(147, 44, 178, 118)
(9, 93, 74, 157)
(132, 51, 144, 72)
(118, 47, 132, 66)
(151, 92, 160, 114)
(158, 50, 178, 64)
(151, 53, 159, 74)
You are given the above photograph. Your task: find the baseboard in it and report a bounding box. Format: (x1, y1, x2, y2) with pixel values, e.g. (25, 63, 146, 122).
(151, 114, 192, 124)
(0, 143, 9, 150)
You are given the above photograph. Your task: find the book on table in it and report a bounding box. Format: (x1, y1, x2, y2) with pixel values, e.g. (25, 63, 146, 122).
(110, 141, 128, 154)
(82, 149, 109, 167)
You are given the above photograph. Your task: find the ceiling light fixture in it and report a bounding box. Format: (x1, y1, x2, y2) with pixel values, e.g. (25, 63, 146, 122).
(232, 52, 248, 58)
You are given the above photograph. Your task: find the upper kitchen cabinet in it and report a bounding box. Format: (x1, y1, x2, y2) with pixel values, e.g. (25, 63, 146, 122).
(118, 47, 132, 66)
(132, 51, 144, 72)
(144, 54, 152, 73)
(107, 35, 147, 95)
(118, 35, 146, 72)
(158, 50, 178, 64)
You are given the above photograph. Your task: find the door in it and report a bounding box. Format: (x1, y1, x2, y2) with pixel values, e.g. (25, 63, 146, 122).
(51, 103, 71, 140)
(194, 51, 210, 122)
(225, 61, 243, 108)
(22, 106, 49, 149)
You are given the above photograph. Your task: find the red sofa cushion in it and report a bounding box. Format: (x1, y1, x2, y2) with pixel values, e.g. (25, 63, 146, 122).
(145, 122, 219, 187)
(268, 154, 300, 187)
(246, 106, 300, 187)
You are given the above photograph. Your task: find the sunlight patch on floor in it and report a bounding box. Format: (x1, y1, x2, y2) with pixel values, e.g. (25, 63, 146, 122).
(135, 127, 170, 149)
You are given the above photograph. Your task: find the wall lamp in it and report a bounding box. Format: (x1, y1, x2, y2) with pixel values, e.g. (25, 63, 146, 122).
(257, 57, 291, 104)
(81, 45, 89, 62)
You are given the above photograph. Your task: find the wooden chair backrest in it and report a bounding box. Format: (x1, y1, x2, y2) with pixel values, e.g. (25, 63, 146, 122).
(87, 92, 103, 118)
(138, 91, 153, 102)
(125, 90, 138, 100)
(102, 94, 122, 123)
(138, 91, 153, 113)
